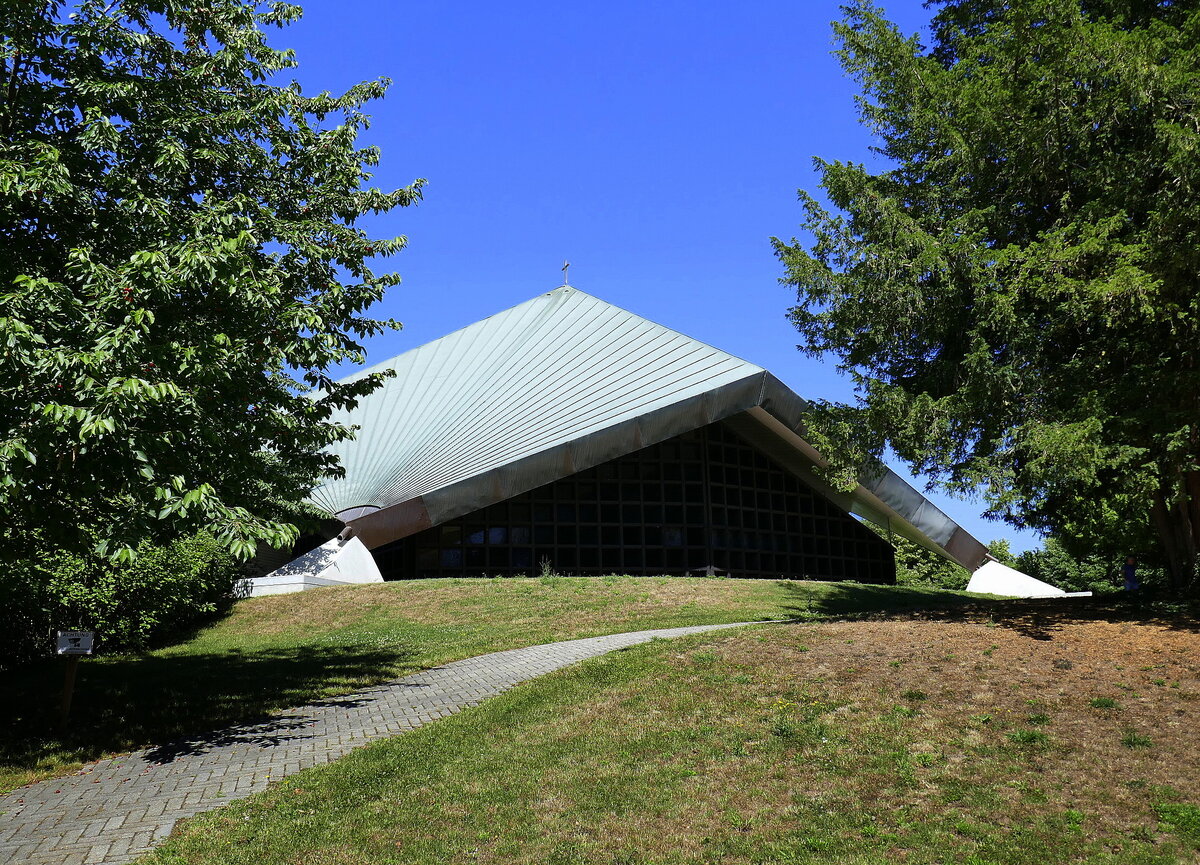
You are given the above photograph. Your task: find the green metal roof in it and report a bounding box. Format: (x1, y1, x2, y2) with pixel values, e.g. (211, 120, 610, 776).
(311, 285, 988, 570)
(312, 286, 762, 515)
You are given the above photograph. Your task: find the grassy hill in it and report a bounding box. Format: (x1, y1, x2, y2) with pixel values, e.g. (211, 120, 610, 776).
(0, 576, 987, 793)
(9, 576, 1199, 863)
(142, 599, 1200, 865)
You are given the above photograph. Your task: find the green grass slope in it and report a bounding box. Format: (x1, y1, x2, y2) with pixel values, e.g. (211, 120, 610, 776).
(1, 577, 989, 793)
(142, 618, 1200, 865)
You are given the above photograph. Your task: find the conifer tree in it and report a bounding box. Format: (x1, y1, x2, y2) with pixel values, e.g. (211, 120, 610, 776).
(776, 0, 1200, 592)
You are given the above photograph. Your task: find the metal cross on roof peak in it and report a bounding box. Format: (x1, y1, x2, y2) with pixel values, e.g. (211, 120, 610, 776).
(561, 260, 570, 286)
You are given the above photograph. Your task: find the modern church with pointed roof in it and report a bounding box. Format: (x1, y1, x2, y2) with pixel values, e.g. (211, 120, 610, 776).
(308, 285, 989, 583)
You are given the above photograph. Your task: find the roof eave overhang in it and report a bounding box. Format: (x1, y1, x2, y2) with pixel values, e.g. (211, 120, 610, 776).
(741, 376, 989, 570)
(345, 370, 990, 571)
(347, 372, 770, 548)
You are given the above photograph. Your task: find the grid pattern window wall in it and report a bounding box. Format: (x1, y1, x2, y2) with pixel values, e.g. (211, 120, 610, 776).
(372, 420, 895, 582)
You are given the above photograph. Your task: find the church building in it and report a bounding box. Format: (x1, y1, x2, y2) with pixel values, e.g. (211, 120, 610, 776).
(304, 285, 989, 583)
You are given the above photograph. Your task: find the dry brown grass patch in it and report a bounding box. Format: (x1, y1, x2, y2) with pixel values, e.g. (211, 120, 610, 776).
(698, 618, 1200, 838)
(484, 614, 1200, 859)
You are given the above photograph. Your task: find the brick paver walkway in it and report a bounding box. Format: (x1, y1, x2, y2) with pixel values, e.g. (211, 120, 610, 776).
(0, 621, 766, 865)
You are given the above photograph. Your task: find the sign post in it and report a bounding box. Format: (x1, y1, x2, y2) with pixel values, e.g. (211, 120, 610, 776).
(56, 630, 94, 731)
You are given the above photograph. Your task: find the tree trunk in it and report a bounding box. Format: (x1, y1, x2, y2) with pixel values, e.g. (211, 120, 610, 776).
(1151, 470, 1200, 596)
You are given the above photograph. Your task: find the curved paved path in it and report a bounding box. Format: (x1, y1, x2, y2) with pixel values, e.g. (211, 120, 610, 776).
(0, 621, 768, 865)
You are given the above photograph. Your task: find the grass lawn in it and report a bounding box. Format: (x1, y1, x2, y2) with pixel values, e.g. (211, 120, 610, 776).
(140, 610, 1200, 865)
(0, 576, 992, 794)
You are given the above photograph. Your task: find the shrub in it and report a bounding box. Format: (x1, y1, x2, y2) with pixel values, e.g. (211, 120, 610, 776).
(1014, 537, 1169, 594)
(0, 533, 242, 670)
(864, 522, 970, 589)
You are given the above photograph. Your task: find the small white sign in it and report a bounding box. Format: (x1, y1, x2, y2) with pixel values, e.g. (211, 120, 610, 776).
(56, 630, 95, 655)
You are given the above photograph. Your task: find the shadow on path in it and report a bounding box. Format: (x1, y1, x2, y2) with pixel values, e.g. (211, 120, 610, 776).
(1, 644, 409, 780)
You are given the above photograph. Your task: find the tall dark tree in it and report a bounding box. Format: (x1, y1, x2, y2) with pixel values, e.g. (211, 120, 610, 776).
(0, 1, 422, 559)
(775, 0, 1200, 591)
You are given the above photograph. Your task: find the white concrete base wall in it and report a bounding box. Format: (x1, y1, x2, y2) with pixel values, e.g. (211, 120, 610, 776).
(245, 537, 383, 597)
(246, 574, 349, 596)
(967, 559, 1091, 598)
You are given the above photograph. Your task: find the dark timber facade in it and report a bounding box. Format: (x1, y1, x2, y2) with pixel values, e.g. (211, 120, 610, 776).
(372, 420, 896, 582)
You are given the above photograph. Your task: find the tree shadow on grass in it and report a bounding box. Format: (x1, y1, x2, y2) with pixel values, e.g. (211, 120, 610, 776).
(776, 580, 987, 619)
(905, 594, 1200, 640)
(0, 643, 410, 784)
(775, 580, 1200, 641)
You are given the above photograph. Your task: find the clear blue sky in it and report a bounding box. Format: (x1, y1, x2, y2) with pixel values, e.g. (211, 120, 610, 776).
(278, 0, 1041, 555)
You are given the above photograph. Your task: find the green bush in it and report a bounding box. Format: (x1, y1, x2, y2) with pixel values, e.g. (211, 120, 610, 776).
(1012, 538, 1111, 593)
(1013, 537, 1168, 594)
(894, 548, 969, 590)
(863, 523, 969, 590)
(0, 533, 242, 670)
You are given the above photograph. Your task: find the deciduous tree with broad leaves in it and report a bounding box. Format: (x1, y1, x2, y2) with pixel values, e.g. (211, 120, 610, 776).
(0, 0, 423, 560)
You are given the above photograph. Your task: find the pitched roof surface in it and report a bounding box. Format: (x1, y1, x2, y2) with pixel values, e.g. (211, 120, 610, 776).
(311, 286, 763, 517)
